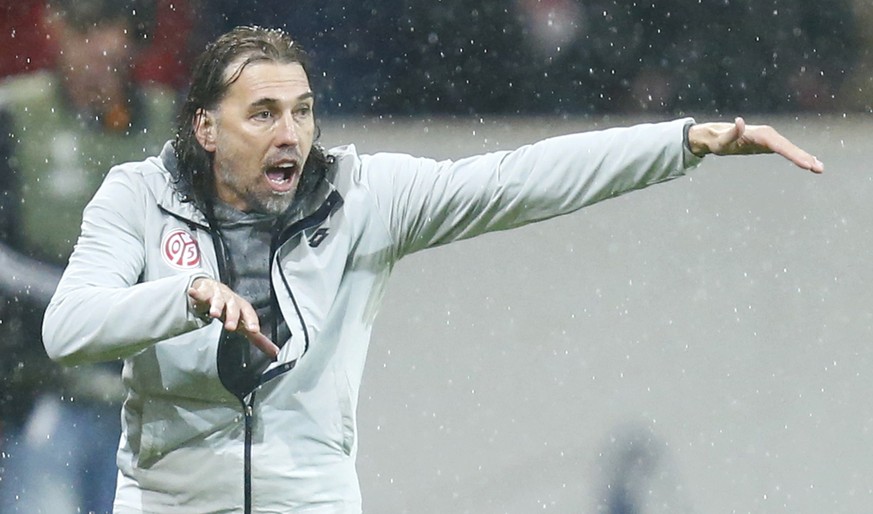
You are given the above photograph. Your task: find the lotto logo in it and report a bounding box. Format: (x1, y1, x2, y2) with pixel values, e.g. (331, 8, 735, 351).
(161, 229, 201, 269)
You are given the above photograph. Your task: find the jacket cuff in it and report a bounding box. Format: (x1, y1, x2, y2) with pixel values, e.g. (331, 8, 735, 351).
(682, 119, 705, 169)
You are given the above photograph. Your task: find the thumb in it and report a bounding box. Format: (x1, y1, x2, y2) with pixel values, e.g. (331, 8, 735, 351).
(733, 116, 746, 139)
(713, 117, 745, 155)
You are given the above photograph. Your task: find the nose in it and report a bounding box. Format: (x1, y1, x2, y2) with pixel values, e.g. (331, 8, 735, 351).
(274, 114, 299, 147)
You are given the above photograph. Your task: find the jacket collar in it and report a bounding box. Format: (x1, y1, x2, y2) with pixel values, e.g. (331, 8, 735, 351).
(155, 141, 210, 227)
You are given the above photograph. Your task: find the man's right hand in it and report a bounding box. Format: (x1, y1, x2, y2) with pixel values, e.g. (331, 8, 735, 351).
(187, 277, 280, 359)
(687, 117, 824, 173)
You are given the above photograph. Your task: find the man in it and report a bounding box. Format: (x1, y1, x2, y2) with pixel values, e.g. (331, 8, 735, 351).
(42, 26, 823, 513)
(0, 0, 175, 512)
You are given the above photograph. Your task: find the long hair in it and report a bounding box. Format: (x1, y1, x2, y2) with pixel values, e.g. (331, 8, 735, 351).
(173, 26, 331, 210)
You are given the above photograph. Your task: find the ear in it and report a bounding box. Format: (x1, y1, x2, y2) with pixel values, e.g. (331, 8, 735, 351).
(194, 109, 217, 152)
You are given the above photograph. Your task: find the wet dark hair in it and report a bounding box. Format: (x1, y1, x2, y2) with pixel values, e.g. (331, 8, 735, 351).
(173, 26, 331, 211)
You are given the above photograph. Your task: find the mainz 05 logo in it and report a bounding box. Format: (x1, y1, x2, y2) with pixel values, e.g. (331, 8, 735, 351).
(162, 229, 201, 269)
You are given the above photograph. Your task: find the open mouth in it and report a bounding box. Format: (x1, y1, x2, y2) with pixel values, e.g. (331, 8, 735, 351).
(264, 162, 298, 193)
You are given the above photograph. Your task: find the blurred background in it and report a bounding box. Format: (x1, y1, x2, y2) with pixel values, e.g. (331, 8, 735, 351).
(0, 1, 871, 513)
(2, 0, 873, 115)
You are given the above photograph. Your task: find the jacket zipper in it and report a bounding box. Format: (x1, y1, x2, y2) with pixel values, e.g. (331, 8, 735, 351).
(202, 219, 258, 512)
(202, 190, 343, 512)
(244, 394, 256, 514)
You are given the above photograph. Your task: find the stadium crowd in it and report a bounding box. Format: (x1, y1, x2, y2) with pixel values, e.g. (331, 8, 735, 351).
(1, 0, 871, 115)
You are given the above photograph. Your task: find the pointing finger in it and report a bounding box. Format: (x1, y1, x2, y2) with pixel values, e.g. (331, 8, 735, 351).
(244, 330, 280, 360)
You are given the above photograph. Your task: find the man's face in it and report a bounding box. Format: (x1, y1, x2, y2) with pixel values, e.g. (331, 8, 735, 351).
(197, 60, 315, 215)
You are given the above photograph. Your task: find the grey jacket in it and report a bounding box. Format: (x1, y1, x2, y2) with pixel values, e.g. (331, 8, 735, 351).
(42, 118, 701, 513)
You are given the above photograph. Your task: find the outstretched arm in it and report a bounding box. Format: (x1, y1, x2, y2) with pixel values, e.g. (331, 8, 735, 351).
(687, 117, 824, 173)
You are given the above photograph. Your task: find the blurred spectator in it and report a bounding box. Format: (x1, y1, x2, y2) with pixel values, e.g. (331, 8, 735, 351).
(0, 0, 197, 90)
(0, 0, 177, 512)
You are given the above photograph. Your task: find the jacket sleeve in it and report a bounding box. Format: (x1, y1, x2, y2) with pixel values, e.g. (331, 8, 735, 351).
(42, 167, 208, 366)
(360, 118, 702, 258)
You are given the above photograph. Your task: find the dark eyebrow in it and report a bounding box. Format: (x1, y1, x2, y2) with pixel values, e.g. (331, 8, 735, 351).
(250, 92, 314, 110)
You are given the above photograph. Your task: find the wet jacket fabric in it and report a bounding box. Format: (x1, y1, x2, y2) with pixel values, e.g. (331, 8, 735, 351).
(42, 118, 701, 513)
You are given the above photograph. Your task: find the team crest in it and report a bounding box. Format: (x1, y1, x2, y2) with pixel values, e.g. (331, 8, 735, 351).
(161, 229, 201, 269)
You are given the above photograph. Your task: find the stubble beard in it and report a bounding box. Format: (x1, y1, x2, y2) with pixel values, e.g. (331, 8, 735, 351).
(215, 158, 297, 216)
(258, 190, 295, 216)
